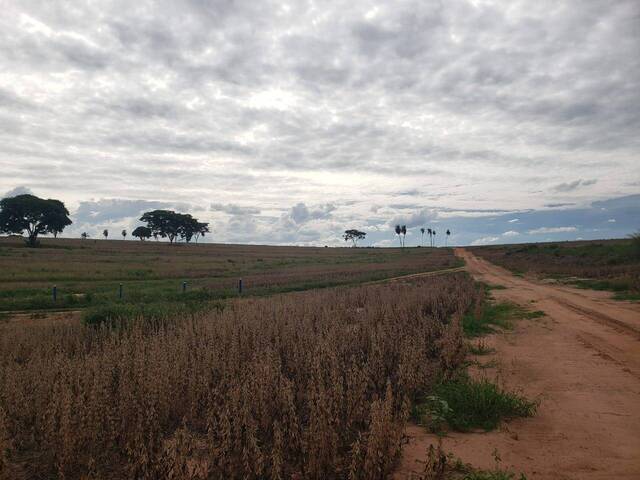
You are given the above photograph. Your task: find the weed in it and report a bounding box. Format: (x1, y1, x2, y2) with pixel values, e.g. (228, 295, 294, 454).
(431, 375, 537, 431)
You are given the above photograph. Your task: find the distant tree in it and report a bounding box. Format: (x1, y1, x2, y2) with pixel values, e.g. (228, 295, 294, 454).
(420, 227, 425, 246)
(132, 226, 152, 241)
(395, 225, 402, 247)
(121, 229, 127, 240)
(401, 225, 407, 248)
(140, 210, 181, 243)
(446, 229, 451, 247)
(140, 209, 209, 244)
(427, 228, 433, 247)
(81, 232, 89, 240)
(433, 230, 437, 247)
(153, 232, 159, 241)
(103, 229, 108, 240)
(0, 194, 72, 247)
(343, 229, 366, 247)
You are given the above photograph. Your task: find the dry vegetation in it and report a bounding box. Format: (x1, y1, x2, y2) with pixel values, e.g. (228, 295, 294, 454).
(470, 239, 640, 299)
(0, 273, 478, 479)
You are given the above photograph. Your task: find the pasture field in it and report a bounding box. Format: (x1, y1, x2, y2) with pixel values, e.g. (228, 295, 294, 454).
(470, 238, 640, 300)
(0, 237, 460, 313)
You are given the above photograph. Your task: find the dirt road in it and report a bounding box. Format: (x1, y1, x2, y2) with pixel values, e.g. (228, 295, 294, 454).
(396, 249, 640, 479)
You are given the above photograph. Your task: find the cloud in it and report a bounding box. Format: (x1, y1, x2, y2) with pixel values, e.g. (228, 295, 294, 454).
(211, 203, 261, 215)
(508, 218, 519, 223)
(74, 198, 188, 224)
(2, 186, 33, 198)
(288, 202, 336, 224)
(471, 236, 500, 246)
(502, 230, 519, 237)
(527, 226, 578, 235)
(551, 179, 597, 193)
(0, 1, 639, 246)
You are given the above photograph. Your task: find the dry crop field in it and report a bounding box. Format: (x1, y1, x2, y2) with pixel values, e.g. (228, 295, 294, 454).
(0, 272, 478, 479)
(0, 237, 460, 313)
(470, 238, 640, 300)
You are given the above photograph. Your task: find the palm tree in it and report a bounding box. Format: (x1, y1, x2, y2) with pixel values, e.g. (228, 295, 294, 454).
(395, 225, 402, 247)
(427, 228, 433, 247)
(432, 230, 437, 247)
(420, 227, 425, 246)
(446, 229, 451, 247)
(103, 229, 108, 240)
(121, 229, 127, 240)
(401, 225, 407, 247)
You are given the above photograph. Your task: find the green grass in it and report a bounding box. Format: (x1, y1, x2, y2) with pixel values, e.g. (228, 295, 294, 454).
(463, 300, 545, 338)
(424, 376, 537, 432)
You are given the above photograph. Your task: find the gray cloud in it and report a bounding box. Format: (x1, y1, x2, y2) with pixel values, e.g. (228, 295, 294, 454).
(551, 179, 597, 193)
(288, 203, 336, 225)
(0, 0, 639, 246)
(74, 198, 189, 224)
(2, 186, 33, 198)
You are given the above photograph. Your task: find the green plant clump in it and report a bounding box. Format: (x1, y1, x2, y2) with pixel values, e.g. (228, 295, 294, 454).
(430, 376, 537, 432)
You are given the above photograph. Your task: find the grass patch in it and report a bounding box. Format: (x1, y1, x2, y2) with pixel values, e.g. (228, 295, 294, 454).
(415, 375, 537, 432)
(463, 299, 546, 338)
(463, 302, 517, 337)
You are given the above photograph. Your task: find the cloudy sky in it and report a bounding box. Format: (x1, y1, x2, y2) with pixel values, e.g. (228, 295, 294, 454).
(1, 0, 638, 246)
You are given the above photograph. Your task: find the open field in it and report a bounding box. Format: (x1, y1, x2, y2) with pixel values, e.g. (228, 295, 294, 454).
(470, 238, 640, 300)
(0, 237, 460, 313)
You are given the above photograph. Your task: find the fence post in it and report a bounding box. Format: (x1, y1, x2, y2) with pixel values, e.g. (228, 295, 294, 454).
(119, 283, 123, 300)
(182, 281, 187, 293)
(238, 278, 243, 295)
(52, 285, 57, 302)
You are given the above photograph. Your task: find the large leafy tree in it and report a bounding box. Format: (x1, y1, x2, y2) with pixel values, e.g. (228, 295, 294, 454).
(140, 210, 209, 244)
(343, 229, 366, 247)
(0, 194, 72, 247)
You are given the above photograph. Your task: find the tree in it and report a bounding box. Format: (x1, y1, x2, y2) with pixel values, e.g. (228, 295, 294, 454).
(0, 194, 72, 247)
(194, 222, 210, 244)
(446, 229, 451, 247)
(395, 225, 402, 247)
(420, 227, 425, 246)
(343, 229, 366, 247)
(103, 229, 108, 240)
(121, 229, 127, 240)
(427, 228, 433, 247)
(433, 230, 437, 247)
(140, 210, 209, 244)
(140, 210, 181, 243)
(132, 226, 152, 241)
(81, 232, 89, 240)
(401, 225, 407, 248)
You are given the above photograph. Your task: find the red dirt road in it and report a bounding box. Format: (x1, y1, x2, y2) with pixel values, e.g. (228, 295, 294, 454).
(395, 249, 640, 479)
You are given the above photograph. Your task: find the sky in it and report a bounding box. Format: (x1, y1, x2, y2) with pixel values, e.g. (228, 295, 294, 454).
(1, 0, 639, 247)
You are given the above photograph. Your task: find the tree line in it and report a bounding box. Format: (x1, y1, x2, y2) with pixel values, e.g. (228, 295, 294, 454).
(0, 194, 209, 246)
